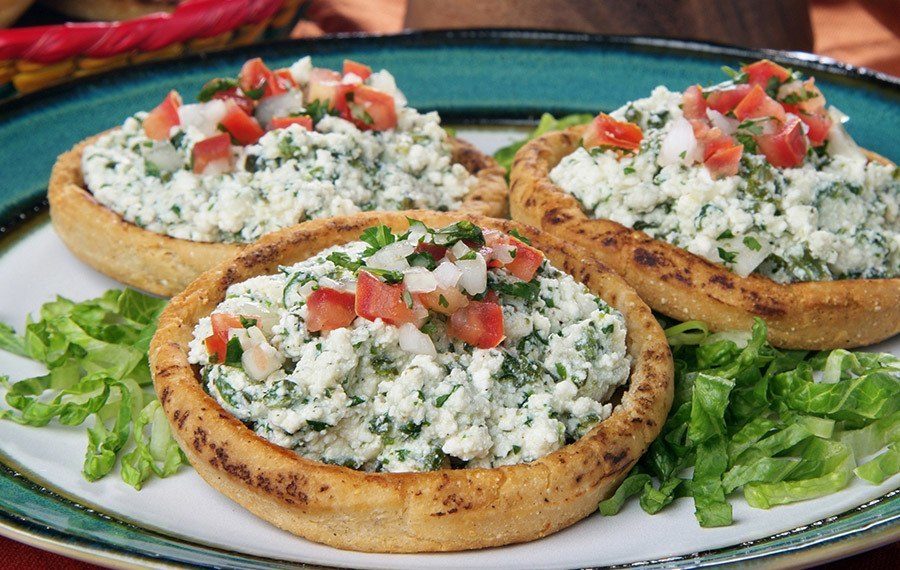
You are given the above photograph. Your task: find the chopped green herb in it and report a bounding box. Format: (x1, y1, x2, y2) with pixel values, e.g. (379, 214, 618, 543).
(743, 236, 762, 251)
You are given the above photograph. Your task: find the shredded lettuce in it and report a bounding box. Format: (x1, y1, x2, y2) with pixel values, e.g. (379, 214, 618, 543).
(492, 113, 594, 173)
(600, 318, 900, 526)
(0, 289, 187, 489)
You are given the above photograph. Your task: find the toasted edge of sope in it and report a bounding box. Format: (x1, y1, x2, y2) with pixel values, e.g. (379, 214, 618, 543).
(49, 133, 508, 296)
(149, 210, 674, 553)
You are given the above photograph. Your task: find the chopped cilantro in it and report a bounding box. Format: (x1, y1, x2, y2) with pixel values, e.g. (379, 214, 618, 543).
(197, 77, 238, 102)
(224, 337, 243, 366)
(743, 236, 762, 251)
(717, 247, 737, 263)
(717, 229, 735, 240)
(435, 385, 460, 408)
(327, 251, 363, 272)
(509, 228, 532, 245)
(306, 420, 329, 432)
(359, 224, 396, 256)
(432, 221, 484, 246)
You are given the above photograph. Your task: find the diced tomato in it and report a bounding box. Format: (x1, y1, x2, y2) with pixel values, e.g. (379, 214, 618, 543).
(219, 101, 265, 145)
(798, 111, 832, 147)
(582, 113, 643, 152)
(343, 59, 372, 80)
(756, 116, 807, 168)
(414, 241, 448, 262)
(696, 127, 733, 160)
(742, 59, 792, 88)
(704, 144, 743, 179)
(268, 115, 314, 131)
(483, 290, 500, 304)
(781, 78, 826, 115)
(192, 133, 233, 174)
(210, 87, 255, 114)
(306, 287, 356, 332)
(355, 271, 416, 325)
(416, 287, 469, 315)
(448, 301, 505, 349)
(272, 68, 297, 90)
(347, 85, 397, 131)
(733, 84, 786, 123)
(682, 85, 707, 120)
(143, 90, 182, 140)
(706, 84, 752, 114)
(239, 58, 271, 98)
(504, 238, 544, 281)
(205, 313, 243, 361)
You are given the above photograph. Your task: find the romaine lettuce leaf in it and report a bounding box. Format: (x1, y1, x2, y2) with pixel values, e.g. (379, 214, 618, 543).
(0, 288, 186, 489)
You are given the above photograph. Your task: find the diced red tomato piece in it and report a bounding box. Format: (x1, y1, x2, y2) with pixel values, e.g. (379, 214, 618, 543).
(414, 241, 448, 262)
(219, 101, 265, 145)
(210, 87, 255, 114)
(504, 238, 544, 281)
(756, 116, 807, 168)
(306, 287, 356, 332)
(582, 113, 643, 152)
(143, 90, 182, 140)
(272, 68, 297, 90)
(239, 58, 272, 97)
(347, 85, 397, 131)
(798, 111, 832, 147)
(682, 85, 707, 120)
(706, 84, 752, 114)
(343, 59, 372, 80)
(448, 301, 505, 349)
(696, 127, 734, 160)
(416, 287, 469, 316)
(733, 84, 786, 123)
(192, 133, 233, 174)
(355, 271, 416, 325)
(704, 144, 743, 179)
(742, 59, 792, 88)
(205, 313, 243, 361)
(268, 115, 314, 131)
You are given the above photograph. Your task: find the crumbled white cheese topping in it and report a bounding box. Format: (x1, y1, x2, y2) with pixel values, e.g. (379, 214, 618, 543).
(550, 86, 899, 283)
(188, 239, 631, 473)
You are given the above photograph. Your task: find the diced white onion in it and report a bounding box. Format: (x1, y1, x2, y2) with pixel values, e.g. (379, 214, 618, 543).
(145, 142, 183, 172)
(366, 241, 415, 272)
(289, 56, 313, 84)
(658, 117, 701, 167)
(342, 73, 364, 85)
(433, 261, 462, 288)
(456, 253, 487, 296)
(450, 241, 471, 260)
(825, 107, 865, 160)
(492, 244, 516, 264)
(318, 276, 342, 290)
(255, 90, 305, 128)
(367, 70, 406, 107)
(777, 80, 803, 101)
(398, 323, 436, 356)
(242, 342, 284, 381)
(706, 109, 738, 135)
(200, 158, 232, 176)
(178, 100, 227, 138)
(403, 267, 438, 293)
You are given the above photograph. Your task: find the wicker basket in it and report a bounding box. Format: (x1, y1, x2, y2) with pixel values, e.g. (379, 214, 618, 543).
(0, 0, 302, 94)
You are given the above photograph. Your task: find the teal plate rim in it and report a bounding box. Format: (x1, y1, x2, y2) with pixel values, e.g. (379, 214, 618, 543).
(0, 29, 897, 569)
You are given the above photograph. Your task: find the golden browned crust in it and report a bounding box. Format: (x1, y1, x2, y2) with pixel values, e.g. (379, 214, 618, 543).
(509, 125, 900, 350)
(150, 211, 674, 553)
(48, 132, 508, 297)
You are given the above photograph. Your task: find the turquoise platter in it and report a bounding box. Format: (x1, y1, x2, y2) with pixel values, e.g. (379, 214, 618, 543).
(0, 30, 897, 568)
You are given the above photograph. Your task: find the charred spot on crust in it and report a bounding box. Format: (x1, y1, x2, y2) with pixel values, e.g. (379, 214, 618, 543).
(543, 209, 572, 226)
(633, 247, 668, 268)
(710, 274, 735, 289)
(159, 386, 172, 407)
(604, 450, 628, 465)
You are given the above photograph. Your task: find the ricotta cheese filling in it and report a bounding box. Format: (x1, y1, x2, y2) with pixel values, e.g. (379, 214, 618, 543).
(549, 70, 899, 283)
(81, 57, 475, 244)
(188, 222, 631, 472)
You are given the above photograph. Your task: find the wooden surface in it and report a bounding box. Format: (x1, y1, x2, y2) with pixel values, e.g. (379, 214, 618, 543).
(405, 0, 814, 51)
